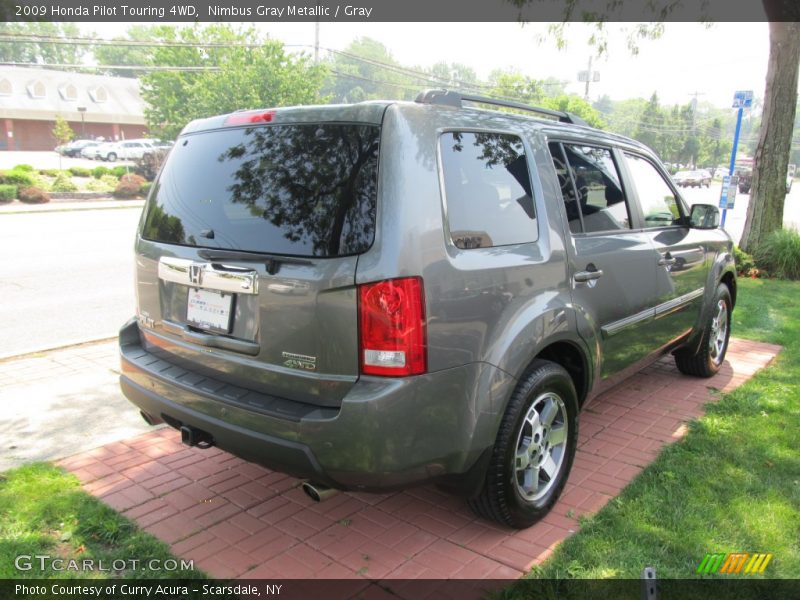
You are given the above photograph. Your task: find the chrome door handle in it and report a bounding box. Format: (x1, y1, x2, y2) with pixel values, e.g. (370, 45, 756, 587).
(574, 269, 604, 282)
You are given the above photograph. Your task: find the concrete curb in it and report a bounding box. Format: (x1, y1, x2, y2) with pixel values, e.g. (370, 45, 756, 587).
(0, 200, 145, 214)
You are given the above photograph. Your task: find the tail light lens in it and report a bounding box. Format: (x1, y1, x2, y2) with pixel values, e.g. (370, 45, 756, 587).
(359, 277, 427, 377)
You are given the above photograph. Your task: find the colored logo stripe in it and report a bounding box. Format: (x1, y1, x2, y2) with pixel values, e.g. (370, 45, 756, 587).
(697, 553, 773, 574)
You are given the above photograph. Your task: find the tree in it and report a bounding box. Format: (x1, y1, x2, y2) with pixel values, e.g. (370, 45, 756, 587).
(0, 22, 87, 66)
(92, 25, 171, 77)
(517, 7, 799, 255)
(740, 21, 800, 253)
(129, 25, 328, 140)
(52, 115, 74, 146)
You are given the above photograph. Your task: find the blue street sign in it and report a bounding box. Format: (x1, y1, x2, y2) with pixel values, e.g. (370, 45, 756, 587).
(733, 90, 754, 109)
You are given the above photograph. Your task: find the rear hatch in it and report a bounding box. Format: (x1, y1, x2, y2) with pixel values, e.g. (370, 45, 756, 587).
(134, 106, 385, 408)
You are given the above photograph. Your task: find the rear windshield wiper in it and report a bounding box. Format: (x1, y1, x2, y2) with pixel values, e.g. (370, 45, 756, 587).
(197, 249, 313, 275)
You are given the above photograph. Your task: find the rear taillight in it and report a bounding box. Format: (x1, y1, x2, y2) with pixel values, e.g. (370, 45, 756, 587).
(358, 277, 427, 377)
(224, 110, 276, 126)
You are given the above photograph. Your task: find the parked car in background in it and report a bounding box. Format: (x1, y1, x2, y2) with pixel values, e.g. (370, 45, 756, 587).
(92, 139, 156, 162)
(78, 142, 102, 159)
(736, 168, 752, 194)
(119, 90, 736, 529)
(673, 170, 711, 188)
(56, 139, 94, 157)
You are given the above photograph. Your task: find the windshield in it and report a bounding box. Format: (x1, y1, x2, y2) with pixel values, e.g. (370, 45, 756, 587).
(141, 123, 380, 258)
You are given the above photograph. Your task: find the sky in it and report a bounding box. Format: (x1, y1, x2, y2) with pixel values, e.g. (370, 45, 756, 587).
(83, 21, 772, 110)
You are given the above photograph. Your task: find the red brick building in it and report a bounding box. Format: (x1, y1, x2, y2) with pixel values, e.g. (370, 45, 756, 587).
(0, 67, 148, 151)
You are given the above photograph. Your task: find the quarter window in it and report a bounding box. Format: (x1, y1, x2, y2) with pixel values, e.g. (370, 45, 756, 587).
(440, 131, 537, 249)
(549, 142, 630, 234)
(624, 153, 682, 228)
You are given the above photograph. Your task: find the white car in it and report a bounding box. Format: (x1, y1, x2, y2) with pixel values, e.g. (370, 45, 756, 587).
(95, 140, 156, 162)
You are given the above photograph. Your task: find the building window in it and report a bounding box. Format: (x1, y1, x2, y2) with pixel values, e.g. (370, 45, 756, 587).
(59, 83, 78, 101)
(88, 86, 108, 103)
(0, 79, 11, 96)
(26, 81, 46, 99)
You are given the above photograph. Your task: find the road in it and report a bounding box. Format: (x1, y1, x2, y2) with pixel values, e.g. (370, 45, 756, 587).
(0, 207, 142, 358)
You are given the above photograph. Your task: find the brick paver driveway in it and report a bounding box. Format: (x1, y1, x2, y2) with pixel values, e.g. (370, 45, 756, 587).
(58, 338, 779, 584)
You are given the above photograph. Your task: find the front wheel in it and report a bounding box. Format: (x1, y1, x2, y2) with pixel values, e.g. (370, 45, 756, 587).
(468, 360, 578, 529)
(674, 283, 732, 377)
(107, 152, 117, 162)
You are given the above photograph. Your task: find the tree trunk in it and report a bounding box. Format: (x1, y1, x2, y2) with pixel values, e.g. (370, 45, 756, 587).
(739, 21, 800, 254)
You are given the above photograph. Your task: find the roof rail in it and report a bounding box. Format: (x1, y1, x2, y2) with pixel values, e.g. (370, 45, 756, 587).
(414, 89, 589, 127)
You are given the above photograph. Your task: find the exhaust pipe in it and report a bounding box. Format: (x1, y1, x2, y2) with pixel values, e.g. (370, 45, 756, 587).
(302, 481, 340, 502)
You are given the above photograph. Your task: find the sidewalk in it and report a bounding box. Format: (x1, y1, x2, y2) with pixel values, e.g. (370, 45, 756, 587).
(0, 198, 145, 214)
(30, 337, 780, 583)
(0, 340, 156, 472)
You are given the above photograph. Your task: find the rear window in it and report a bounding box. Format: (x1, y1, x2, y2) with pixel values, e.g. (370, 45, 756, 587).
(141, 123, 380, 258)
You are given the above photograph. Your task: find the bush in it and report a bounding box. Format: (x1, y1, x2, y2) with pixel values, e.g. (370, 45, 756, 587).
(68, 166, 92, 178)
(733, 245, 760, 278)
(140, 182, 153, 197)
(119, 173, 146, 187)
(51, 173, 78, 192)
(0, 184, 16, 202)
(18, 186, 50, 204)
(754, 228, 800, 280)
(84, 178, 113, 192)
(0, 169, 35, 187)
(113, 181, 141, 199)
(91, 166, 111, 179)
(13, 164, 34, 172)
(111, 166, 128, 178)
(40, 168, 61, 177)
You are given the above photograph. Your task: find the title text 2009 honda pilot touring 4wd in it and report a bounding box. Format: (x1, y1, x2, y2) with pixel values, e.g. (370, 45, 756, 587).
(120, 90, 735, 528)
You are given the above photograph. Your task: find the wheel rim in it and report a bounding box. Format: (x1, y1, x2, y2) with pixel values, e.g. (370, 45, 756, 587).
(709, 299, 728, 364)
(514, 392, 568, 502)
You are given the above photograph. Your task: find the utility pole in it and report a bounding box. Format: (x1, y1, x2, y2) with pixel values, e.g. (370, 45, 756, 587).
(314, 21, 319, 63)
(578, 56, 599, 101)
(688, 91, 705, 131)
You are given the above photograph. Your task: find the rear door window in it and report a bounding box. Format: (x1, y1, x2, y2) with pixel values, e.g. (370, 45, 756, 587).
(141, 124, 380, 258)
(548, 142, 631, 234)
(440, 131, 537, 249)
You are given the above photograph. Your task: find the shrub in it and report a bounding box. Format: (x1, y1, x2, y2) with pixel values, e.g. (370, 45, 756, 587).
(0, 184, 16, 202)
(0, 169, 35, 187)
(51, 173, 78, 192)
(754, 228, 800, 280)
(733, 245, 759, 278)
(85, 178, 112, 192)
(119, 173, 146, 188)
(91, 166, 110, 179)
(100, 174, 120, 189)
(111, 166, 128, 178)
(113, 181, 141, 199)
(18, 186, 51, 204)
(40, 168, 62, 177)
(140, 182, 153, 197)
(68, 166, 92, 178)
(13, 164, 34, 172)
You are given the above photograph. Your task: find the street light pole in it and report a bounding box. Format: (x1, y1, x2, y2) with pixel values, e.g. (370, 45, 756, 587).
(77, 106, 87, 138)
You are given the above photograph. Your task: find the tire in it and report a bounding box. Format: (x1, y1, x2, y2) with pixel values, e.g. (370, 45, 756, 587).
(107, 152, 117, 162)
(674, 283, 732, 377)
(468, 360, 578, 529)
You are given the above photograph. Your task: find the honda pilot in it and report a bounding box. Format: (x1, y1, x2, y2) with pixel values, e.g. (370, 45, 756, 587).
(119, 90, 736, 528)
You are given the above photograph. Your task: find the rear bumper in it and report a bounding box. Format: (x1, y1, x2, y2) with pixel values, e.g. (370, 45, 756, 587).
(119, 318, 514, 492)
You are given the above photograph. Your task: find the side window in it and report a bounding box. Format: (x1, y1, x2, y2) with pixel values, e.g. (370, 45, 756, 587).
(624, 153, 682, 228)
(440, 131, 537, 249)
(548, 142, 631, 234)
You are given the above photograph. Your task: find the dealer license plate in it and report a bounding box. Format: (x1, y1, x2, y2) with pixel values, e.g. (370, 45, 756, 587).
(186, 288, 234, 334)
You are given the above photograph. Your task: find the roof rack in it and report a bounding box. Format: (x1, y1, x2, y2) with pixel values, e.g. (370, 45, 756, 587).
(414, 89, 590, 127)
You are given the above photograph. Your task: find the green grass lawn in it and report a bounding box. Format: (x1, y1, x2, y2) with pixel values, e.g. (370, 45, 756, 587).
(0, 463, 202, 580)
(509, 278, 799, 588)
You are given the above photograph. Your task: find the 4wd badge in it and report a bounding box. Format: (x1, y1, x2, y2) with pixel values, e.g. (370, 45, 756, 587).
(282, 352, 317, 371)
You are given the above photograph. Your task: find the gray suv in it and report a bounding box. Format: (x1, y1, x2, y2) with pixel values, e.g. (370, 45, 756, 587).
(119, 90, 735, 528)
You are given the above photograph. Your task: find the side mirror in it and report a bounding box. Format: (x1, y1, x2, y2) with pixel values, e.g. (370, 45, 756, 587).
(689, 204, 720, 229)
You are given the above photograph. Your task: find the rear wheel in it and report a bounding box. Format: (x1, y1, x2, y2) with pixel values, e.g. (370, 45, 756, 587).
(107, 152, 117, 162)
(674, 283, 732, 377)
(468, 360, 578, 529)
